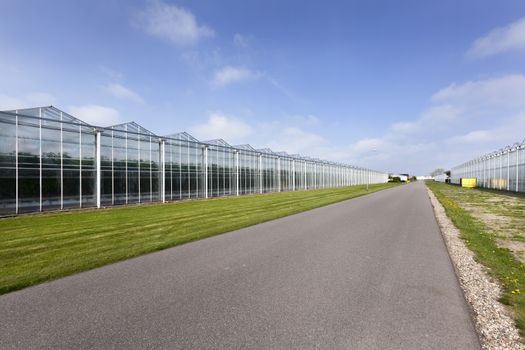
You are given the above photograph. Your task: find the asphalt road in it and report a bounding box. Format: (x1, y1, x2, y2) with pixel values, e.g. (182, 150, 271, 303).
(0, 182, 480, 349)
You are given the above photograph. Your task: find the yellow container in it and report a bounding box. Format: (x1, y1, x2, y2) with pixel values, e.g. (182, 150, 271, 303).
(461, 178, 477, 188)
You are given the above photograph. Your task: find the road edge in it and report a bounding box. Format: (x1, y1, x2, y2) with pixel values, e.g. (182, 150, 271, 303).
(426, 186, 523, 350)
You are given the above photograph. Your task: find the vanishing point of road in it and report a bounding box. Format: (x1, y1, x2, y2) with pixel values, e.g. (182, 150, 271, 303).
(0, 182, 480, 349)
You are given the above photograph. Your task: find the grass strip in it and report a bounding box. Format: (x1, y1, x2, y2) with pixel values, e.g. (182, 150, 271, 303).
(426, 181, 525, 335)
(0, 183, 397, 294)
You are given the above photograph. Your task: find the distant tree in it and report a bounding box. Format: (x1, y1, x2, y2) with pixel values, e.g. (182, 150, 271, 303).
(430, 168, 445, 177)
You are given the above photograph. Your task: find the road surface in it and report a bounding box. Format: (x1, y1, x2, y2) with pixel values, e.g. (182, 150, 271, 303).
(0, 182, 480, 349)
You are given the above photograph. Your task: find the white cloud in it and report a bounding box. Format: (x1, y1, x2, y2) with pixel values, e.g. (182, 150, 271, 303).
(343, 74, 525, 174)
(279, 114, 321, 126)
(467, 16, 525, 58)
(389, 74, 525, 140)
(350, 138, 385, 154)
(420, 104, 462, 124)
(186, 71, 525, 176)
(333, 136, 439, 175)
(266, 76, 298, 101)
(0, 92, 55, 110)
(105, 83, 143, 102)
(448, 130, 494, 145)
(99, 66, 123, 80)
(306, 115, 320, 124)
(189, 112, 253, 144)
(266, 127, 327, 155)
(187, 110, 410, 172)
(68, 105, 120, 126)
(211, 66, 260, 87)
(137, 1, 214, 46)
(389, 105, 462, 137)
(391, 121, 419, 134)
(432, 74, 525, 110)
(188, 112, 328, 156)
(297, 114, 320, 126)
(233, 33, 252, 48)
(448, 112, 525, 146)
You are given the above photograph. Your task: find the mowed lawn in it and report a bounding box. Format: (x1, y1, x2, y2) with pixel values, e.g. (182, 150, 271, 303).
(0, 183, 397, 294)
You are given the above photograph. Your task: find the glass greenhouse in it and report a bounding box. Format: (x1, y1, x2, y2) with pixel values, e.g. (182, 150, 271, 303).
(0, 106, 389, 216)
(450, 139, 525, 193)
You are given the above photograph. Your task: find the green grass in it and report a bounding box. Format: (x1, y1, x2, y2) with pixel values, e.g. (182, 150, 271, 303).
(0, 183, 397, 295)
(426, 181, 525, 335)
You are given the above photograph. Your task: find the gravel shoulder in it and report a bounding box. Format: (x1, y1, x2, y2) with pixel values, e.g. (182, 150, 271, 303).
(427, 187, 524, 350)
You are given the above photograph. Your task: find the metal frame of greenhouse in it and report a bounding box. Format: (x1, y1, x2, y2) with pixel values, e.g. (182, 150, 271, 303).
(450, 139, 525, 193)
(0, 106, 389, 216)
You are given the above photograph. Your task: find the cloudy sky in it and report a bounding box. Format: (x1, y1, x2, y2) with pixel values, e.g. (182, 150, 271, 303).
(1, 0, 525, 174)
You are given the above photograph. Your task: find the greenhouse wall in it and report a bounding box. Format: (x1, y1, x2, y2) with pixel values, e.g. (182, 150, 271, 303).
(0, 106, 390, 216)
(450, 139, 525, 193)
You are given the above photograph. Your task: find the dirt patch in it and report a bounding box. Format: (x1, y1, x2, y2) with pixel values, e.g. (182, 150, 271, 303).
(499, 240, 525, 262)
(478, 213, 512, 225)
(446, 190, 525, 265)
(487, 197, 508, 203)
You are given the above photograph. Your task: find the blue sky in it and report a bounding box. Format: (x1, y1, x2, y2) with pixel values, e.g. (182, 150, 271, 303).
(1, 0, 525, 174)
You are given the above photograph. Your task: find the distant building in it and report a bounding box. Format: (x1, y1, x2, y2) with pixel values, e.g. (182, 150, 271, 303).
(389, 174, 408, 182)
(433, 174, 449, 183)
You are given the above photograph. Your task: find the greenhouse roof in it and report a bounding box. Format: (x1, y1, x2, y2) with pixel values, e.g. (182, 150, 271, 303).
(203, 139, 233, 147)
(256, 148, 276, 155)
(290, 154, 305, 159)
(0, 105, 386, 174)
(109, 121, 157, 136)
(4, 106, 92, 126)
(234, 144, 257, 151)
(165, 131, 200, 142)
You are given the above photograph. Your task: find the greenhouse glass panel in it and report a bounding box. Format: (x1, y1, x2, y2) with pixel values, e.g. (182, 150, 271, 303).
(283, 158, 292, 192)
(164, 140, 173, 201)
(126, 132, 140, 203)
(139, 138, 151, 202)
(100, 133, 113, 205)
(111, 132, 127, 205)
(189, 141, 202, 198)
(518, 143, 525, 192)
(0, 113, 16, 215)
(207, 147, 218, 198)
(509, 150, 517, 191)
(173, 141, 182, 200)
(180, 141, 189, 199)
(40, 120, 61, 211)
(239, 151, 247, 195)
(167, 139, 181, 201)
(151, 139, 160, 202)
(62, 127, 80, 209)
(17, 118, 40, 213)
(224, 149, 234, 196)
(81, 126, 96, 207)
(250, 152, 256, 194)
